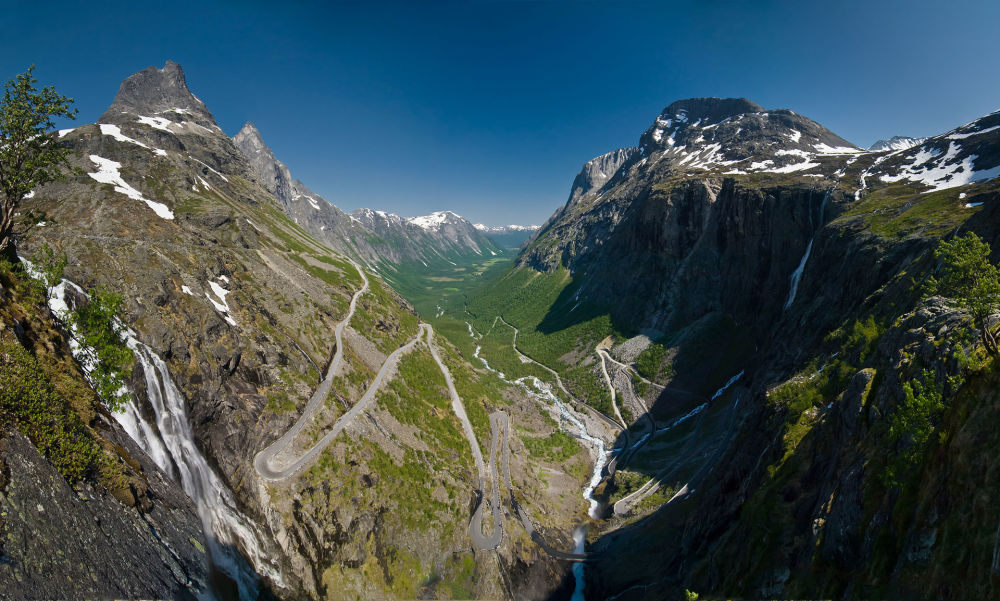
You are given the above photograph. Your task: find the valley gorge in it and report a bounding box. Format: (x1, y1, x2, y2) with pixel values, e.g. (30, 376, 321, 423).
(3, 57, 1000, 601)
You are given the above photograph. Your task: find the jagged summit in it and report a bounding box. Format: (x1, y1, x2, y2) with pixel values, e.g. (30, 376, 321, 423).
(566, 147, 639, 207)
(99, 60, 218, 129)
(236, 121, 263, 140)
(232, 121, 297, 207)
(233, 122, 276, 165)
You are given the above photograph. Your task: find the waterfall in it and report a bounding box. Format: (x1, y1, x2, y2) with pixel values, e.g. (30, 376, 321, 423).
(784, 189, 832, 311)
(570, 525, 588, 601)
(124, 340, 284, 598)
(44, 278, 283, 599)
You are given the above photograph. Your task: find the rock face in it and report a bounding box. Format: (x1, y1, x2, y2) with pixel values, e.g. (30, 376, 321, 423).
(99, 60, 219, 130)
(231, 122, 506, 266)
(566, 147, 639, 207)
(232, 122, 299, 210)
(0, 429, 211, 600)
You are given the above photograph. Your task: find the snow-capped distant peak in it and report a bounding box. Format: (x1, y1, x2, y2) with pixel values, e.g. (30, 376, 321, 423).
(868, 136, 927, 152)
(407, 211, 464, 230)
(474, 223, 541, 233)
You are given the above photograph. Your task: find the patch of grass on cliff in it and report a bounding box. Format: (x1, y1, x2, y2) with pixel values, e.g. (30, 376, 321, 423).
(265, 388, 296, 414)
(287, 253, 351, 289)
(839, 179, 1000, 239)
(0, 337, 102, 483)
(636, 342, 669, 379)
(442, 553, 478, 600)
(768, 316, 888, 471)
(768, 357, 855, 471)
(563, 363, 612, 414)
(367, 442, 452, 530)
(438, 341, 496, 451)
(382, 349, 472, 467)
(353, 273, 420, 354)
(521, 430, 577, 463)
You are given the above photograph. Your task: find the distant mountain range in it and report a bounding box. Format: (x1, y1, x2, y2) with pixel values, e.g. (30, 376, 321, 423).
(232, 123, 505, 266)
(867, 135, 927, 152)
(472, 223, 540, 249)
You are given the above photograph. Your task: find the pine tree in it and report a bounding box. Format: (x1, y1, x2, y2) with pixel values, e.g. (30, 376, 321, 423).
(926, 232, 1000, 353)
(0, 66, 77, 261)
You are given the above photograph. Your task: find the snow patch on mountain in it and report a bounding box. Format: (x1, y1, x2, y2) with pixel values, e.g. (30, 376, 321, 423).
(205, 278, 237, 326)
(87, 155, 174, 220)
(407, 211, 463, 230)
(879, 141, 1000, 192)
(137, 115, 175, 132)
(868, 136, 927, 152)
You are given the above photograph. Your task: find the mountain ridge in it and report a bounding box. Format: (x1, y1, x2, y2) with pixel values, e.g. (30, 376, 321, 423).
(231, 120, 506, 266)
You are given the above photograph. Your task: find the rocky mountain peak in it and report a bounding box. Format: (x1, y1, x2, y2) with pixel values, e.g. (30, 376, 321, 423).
(233, 122, 272, 158)
(637, 97, 862, 176)
(232, 122, 294, 205)
(99, 61, 218, 129)
(566, 147, 639, 206)
(660, 97, 765, 125)
(236, 121, 263, 141)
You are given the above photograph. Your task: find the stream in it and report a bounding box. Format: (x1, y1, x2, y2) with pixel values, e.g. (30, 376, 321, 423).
(469, 323, 611, 601)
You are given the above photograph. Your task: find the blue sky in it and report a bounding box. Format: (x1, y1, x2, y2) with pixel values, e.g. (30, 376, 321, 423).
(3, 0, 999, 225)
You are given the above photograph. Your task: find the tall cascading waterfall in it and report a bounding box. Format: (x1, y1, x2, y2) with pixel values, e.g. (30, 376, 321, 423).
(43, 278, 284, 600)
(123, 339, 285, 598)
(784, 188, 833, 310)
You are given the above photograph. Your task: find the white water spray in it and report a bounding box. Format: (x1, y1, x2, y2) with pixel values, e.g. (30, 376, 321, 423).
(469, 333, 610, 518)
(43, 277, 283, 599)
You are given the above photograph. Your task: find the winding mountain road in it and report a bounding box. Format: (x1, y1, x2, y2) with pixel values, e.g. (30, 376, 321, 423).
(254, 260, 370, 481)
(484, 410, 589, 562)
(421, 325, 501, 552)
(612, 387, 744, 516)
(252, 272, 594, 559)
(469, 412, 505, 550)
(599, 348, 665, 391)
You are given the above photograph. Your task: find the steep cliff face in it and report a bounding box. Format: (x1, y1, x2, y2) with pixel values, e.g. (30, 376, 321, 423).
(0, 266, 211, 600)
(473, 96, 1000, 599)
(566, 147, 640, 208)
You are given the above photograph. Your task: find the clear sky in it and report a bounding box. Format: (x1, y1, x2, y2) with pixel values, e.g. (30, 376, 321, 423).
(3, 0, 999, 226)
